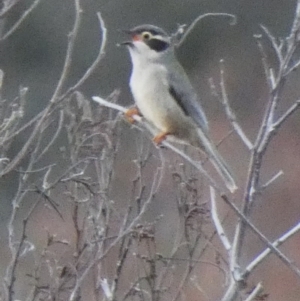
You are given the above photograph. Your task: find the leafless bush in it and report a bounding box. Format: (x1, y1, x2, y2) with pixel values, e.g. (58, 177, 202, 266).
(1, 1, 300, 301)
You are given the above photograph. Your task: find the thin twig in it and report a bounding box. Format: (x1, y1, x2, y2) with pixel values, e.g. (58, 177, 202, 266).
(50, 0, 82, 103)
(69, 160, 164, 301)
(289, 0, 300, 39)
(217, 62, 253, 150)
(210, 187, 231, 252)
(0, 0, 107, 178)
(2, 11, 107, 148)
(243, 222, 300, 277)
(272, 99, 300, 129)
(58, 12, 107, 102)
(244, 283, 263, 301)
(0, 0, 20, 18)
(260, 170, 283, 190)
(36, 110, 64, 162)
(254, 34, 276, 90)
(221, 194, 300, 278)
(175, 13, 236, 48)
(1, 110, 42, 144)
(0, 0, 82, 176)
(260, 25, 283, 64)
(1, 0, 42, 41)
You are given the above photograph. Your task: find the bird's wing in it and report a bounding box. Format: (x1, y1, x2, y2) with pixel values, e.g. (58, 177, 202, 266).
(167, 63, 209, 133)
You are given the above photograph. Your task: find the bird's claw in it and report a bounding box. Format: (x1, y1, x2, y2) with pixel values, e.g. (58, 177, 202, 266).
(124, 107, 141, 124)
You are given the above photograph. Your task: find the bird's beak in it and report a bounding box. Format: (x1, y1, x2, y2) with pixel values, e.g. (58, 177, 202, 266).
(119, 41, 132, 46)
(117, 29, 134, 47)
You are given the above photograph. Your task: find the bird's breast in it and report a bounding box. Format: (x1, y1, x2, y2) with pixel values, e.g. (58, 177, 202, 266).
(129, 64, 190, 134)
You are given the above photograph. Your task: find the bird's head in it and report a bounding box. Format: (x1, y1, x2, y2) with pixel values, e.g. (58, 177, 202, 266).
(121, 24, 173, 63)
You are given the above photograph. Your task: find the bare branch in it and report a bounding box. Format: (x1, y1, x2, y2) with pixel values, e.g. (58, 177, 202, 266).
(0, 1, 107, 177)
(3, 1, 300, 300)
(0, 0, 83, 176)
(36, 110, 64, 162)
(1, 0, 42, 41)
(0, 0, 20, 18)
(93, 96, 127, 114)
(58, 11, 107, 101)
(221, 194, 300, 278)
(210, 186, 231, 252)
(244, 283, 263, 301)
(289, 0, 300, 40)
(228, 5, 300, 294)
(92, 96, 224, 193)
(50, 0, 82, 103)
(260, 25, 283, 65)
(272, 99, 300, 129)
(174, 13, 236, 48)
(69, 163, 164, 301)
(254, 34, 276, 90)
(243, 222, 300, 277)
(212, 62, 253, 150)
(260, 170, 283, 191)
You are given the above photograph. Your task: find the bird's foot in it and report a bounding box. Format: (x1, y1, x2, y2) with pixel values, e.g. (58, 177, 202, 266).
(153, 131, 169, 145)
(124, 107, 141, 124)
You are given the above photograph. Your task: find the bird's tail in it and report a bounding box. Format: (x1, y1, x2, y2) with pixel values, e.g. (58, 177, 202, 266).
(197, 129, 237, 193)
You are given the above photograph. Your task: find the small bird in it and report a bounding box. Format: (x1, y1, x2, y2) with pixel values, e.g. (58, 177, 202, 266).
(121, 24, 237, 192)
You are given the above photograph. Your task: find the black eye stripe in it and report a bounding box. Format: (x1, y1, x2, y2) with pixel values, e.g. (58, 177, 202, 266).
(145, 38, 169, 52)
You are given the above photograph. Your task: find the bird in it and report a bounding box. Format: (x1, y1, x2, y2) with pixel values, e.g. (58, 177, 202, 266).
(121, 24, 237, 193)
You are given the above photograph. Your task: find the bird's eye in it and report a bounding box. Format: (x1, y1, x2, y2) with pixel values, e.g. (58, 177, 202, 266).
(142, 31, 152, 40)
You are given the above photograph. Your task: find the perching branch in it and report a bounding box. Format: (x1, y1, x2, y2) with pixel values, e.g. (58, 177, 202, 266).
(92, 96, 223, 193)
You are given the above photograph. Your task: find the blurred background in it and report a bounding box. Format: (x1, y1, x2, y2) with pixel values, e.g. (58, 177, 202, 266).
(0, 0, 300, 300)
